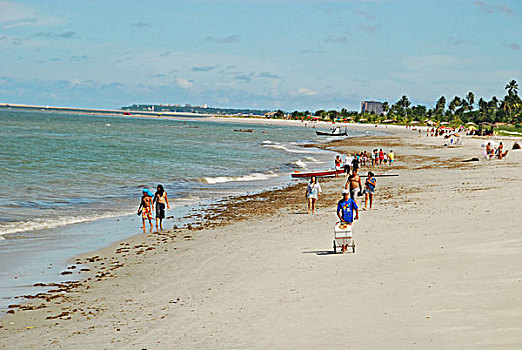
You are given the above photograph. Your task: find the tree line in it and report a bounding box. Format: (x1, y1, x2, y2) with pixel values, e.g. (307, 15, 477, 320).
(283, 80, 521, 125)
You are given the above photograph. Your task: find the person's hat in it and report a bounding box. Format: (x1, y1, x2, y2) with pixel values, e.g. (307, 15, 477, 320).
(342, 188, 350, 194)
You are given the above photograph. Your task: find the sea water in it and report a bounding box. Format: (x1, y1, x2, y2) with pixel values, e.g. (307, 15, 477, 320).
(0, 109, 372, 310)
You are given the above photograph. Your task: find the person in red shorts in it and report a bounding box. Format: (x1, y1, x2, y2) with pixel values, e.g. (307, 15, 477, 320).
(138, 189, 154, 230)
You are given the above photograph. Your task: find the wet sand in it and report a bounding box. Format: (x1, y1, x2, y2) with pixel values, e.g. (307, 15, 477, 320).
(1, 125, 522, 349)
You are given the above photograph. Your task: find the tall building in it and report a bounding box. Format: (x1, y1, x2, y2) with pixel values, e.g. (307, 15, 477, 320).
(361, 101, 384, 115)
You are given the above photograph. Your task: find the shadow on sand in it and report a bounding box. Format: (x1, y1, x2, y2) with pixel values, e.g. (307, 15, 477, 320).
(302, 250, 337, 256)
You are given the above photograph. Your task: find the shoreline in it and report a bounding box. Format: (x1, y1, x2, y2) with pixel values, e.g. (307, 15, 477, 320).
(0, 114, 349, 311)
(2, 121, 522, 348)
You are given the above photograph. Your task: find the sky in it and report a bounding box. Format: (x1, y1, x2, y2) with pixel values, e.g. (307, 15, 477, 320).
(0, 0, 521, 111)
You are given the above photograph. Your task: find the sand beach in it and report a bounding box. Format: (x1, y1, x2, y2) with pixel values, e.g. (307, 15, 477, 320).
(1, 123, 522, 349)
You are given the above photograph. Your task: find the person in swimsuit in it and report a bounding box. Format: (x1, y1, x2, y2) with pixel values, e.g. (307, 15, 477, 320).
(345, 169, 362, 203)
(138, 189, 154, 230)
(364, 171, 376, 210)
(335, 155, 342, 177)
(306, 176, 322, 214)
(343, 154, 351, 176)
(153, 184, 170, 230)
(389, 150, 394, 165)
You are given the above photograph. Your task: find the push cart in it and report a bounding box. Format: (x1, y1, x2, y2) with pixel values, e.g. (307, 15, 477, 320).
(333, 222, 355, 254)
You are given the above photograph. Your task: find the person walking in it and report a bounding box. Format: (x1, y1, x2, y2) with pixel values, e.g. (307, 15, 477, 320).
(345, 169, 362, 203)
(138, 189, 154, 230)
(334, 155, 342, 177)
(364, 171, 376, 210)
(306, 176, 322, 214)
(337, 189, 359, 252)
(153, 184, 170, 230)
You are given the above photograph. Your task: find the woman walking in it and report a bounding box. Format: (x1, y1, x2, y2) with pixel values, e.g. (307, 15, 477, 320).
(306, 176, 322, 214)
(364, 172, 376, 210)
(153, 184, 170, 230)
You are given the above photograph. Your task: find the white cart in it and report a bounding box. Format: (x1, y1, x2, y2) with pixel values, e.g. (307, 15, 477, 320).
(333, 222, 355, 254)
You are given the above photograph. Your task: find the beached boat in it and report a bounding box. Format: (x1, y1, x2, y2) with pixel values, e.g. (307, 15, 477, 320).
(316, 127, 348, 136)
(291, 169, 345, 178)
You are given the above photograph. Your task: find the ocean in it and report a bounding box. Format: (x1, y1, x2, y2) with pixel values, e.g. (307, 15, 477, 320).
(0, 109, 373, 310)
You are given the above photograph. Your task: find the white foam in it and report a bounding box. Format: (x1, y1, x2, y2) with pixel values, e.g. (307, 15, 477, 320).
(295, 160, 307, 169)
(0, 211, 134, 236)
(263, 143, 317, 154)
(304, 156, 319, 162)
(200, 172, 279, 184)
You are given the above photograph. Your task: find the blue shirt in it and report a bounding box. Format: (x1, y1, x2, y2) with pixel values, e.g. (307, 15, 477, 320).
(337, 198, 358, 223)
(366, 177, 376, 191)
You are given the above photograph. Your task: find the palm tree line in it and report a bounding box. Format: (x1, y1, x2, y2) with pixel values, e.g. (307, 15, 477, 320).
(286, 80, 521, 125)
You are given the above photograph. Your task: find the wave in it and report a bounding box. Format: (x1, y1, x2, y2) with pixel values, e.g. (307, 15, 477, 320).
(304, 156, 319, 162)
(263, 143, 317, 154)
(0, 211, 134, 236)
(198, 172, 279, 184)
(295, 160, 308, 169)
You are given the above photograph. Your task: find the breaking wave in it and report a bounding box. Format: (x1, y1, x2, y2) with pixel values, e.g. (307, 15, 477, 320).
(198, 172, 280, 184)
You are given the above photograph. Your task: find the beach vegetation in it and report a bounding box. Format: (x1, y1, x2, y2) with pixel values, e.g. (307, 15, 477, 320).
(285, 80, 522, 131)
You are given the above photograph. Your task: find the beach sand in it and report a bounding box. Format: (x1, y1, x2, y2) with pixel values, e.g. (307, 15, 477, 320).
(1, 125, 522, 349)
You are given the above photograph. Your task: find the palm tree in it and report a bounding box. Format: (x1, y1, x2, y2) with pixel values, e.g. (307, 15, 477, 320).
(466, 92, 475, 112)
(478, 98, 488, 122)
(505, 80, 519, 96)
(449, 96, 462, 115)
(382, 102, 389, 115)
(399, 95, 411, 109)
(435, 96, 446, 113)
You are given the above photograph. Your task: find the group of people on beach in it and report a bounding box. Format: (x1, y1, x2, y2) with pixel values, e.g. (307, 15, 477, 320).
(335, 150, 394, 174)
(485, 141, 508, 160)
(306, 151, 383, 215)
(138, 185, 170, 231)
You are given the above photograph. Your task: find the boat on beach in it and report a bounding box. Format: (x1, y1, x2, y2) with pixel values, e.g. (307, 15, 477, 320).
(316, 127, 348, 136)
(291, 169, 345, 178)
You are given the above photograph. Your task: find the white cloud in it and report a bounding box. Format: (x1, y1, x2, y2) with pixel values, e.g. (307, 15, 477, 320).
(176, 78, 194, 89)
(298, 87, 317, 96)
(0, 1, 61, 28)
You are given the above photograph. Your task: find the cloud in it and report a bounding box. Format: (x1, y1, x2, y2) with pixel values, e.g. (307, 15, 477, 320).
(258, 72, 280, 79)
(234, 74, 253, 82)
(360, 24, 377, 33)
(0, 1, 61, 28)
(355, 10, 375, 20)
(176, 78, 194, 89)
(34, 31, 78, 39)
(298, 88, 317, 96)
(508, 43, 522, 51)
(205, 34, 239, 43)
(131, 22, 150, 28)
(324, 36, 348, 44)
(474, 1, 515, 16)
(70, 55, 89, 61)
(191, 66, 217, 72)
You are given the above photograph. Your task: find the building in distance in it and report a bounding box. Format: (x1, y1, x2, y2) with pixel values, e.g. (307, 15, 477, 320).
(361, 100, 384, 115)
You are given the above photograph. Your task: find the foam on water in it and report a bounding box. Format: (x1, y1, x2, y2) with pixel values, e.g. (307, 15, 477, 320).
(263, 143, 318, 154)
(199, 172, 279, 184)
(0, 211, 134, 236)
(295, 160, 308, 169)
